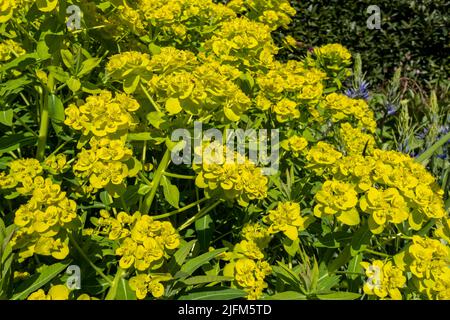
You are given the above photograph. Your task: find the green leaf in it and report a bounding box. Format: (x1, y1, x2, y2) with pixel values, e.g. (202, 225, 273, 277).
(347, 253, 363, 280)
(165, 98, 182, 115)
(314, 232, 353, 249)
(115, 277, 136, 300)
(161, 176, 180, 208)
(123, 75, 140, 94)
(178, 287, 246, 300)
(60, 49, 74, 70)
(0, 133, 36, 155)
(263, 291, 307, 300)
(168, 240, 197, 275)
(317, 291, 361, 300)
(0, 109, 13, 127)
(11, 261, 71, 300)
(182, 275, 232, 286)
(282, 237, 300, 257)
(416, 132, 450, 164)
(195, 214, 214, 251)
(178, 248, 227, 278)
(67, 77, 81, 92)
(328, 246, 351, 273)
(48, 94, 65, 136)
(350, 225, 372, 256)
(77, 58, 102, 77)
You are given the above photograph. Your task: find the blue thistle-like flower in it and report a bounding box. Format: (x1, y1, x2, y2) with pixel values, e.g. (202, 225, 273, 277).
(344, 81, 370, 100)
(386, 103, 398, 116)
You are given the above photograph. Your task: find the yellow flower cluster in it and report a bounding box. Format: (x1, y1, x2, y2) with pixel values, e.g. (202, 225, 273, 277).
(0, 0, 16, 23)
(194, 144, 268, 207)
(129, 274, 171, 300)
(319, 93, 377, 132)
(0, 39, 25, 62)
(115, 0, 236, 43)
(43, 154, 68, 175)
(72, 137, 134, 191)
(256, 60, 326, 120)
(395, 236, 450, 300)
(10, 177, 77, 262)
(263, 202, 314, 240)
(64, 90, 140, 137)
(223, 224, 272, 299)
(311, 43, 352, 74)
(99, 211, 179, 272)
(227, 0, 296, 30)
(361, 260, 406, 300)
(280, 135, 308, 157)
(204, 17, 277, 69)
(106, 51, 152, 82)
(0, 158, 43, 194)
(339, 122, 376, 156)
(311, 147, 446, 233)
(27, 285, 70, 300)
(314, 180, 360, 226)
(306, 141, 343, 175)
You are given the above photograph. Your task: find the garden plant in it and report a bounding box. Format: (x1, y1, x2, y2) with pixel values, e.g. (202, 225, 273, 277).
(0, 0, 449, 301)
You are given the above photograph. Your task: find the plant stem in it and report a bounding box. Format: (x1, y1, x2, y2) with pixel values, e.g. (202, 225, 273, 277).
(36, 92, 50, 161)
(153, 197, 209, 220)
(140, 83, 161, 113)
(141, 148, 171, 214)
(68, 233, 112, 285)
(178, 200, 222, 231)
(364, 248, 390, 258)
(162, 172, 195, 180)
(105, 268, 125, 300)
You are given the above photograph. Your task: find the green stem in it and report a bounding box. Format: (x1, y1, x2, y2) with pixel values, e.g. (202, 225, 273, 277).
(36, 92, 50, 161)
(416, 131, 450, 163)
(178, 200, 222, 231)
(364, 248, 390, 258)
(105, 268, 125, 300)
(153, 197, 209, 220)
(68, 233, 112, 285)
(141, 149, 171, 214)
(138, 171, 152, 186)
(162, 172, 195, 180)
(140, 83, 161, 113)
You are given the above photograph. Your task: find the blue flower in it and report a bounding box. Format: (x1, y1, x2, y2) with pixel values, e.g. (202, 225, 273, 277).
(386, 103, 398, 116)
(344, 81, 370, 100)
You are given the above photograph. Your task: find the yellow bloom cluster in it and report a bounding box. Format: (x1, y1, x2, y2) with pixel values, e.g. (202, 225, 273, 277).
(194, 144, 268, 207)
(223, 225, 272, 299)
(311, 43, 352, 74)
(256, 60, 326, 119)
(99, 211, 179, 272)
(395, 236, 450, 300)
(27, 285, 70, 300)
(0, 158, 43, 194)
(0, 39, 25, 62)
(227, 0, 296, 30)
(108, 47, 250, 121)
(64, 90, 140, 137)
(263, 202, 314, 240)
(360, 188, 409, 234)
(43, 154, 68, 175)
(0, 0, 16, 23)
(10, 177, 77, 261)
(361, 260, 406, 300)
(319, 93, 377, 132)
(311, 147, 446, 233)
(314, 180, 360, 226)
(306, 141, 343, 175)
(204, 17, 277, 69)
(339, 122, 376, 156)
(129, 274, 170, 300)
(115, 0, 236, 43)
(280, 135, 308, 157)
(73, 137, 134, 191)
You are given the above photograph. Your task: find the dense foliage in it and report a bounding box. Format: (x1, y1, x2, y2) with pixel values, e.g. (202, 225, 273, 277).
(0, 0, 449, 301)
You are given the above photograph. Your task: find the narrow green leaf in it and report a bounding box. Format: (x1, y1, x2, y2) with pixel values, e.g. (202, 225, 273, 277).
(263, 291, 307, 300)
(0, 109, 13, 127)
(178, 248, 227, 278)
(168, 240, 196, 275)
(161, 176, 180, 208)
(178, 287, 246, 300)
(317, 291, 361, 300)
(11, 261, 71, 300)
(195, 214, 213, 251)
(182, 275, 232, 286)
